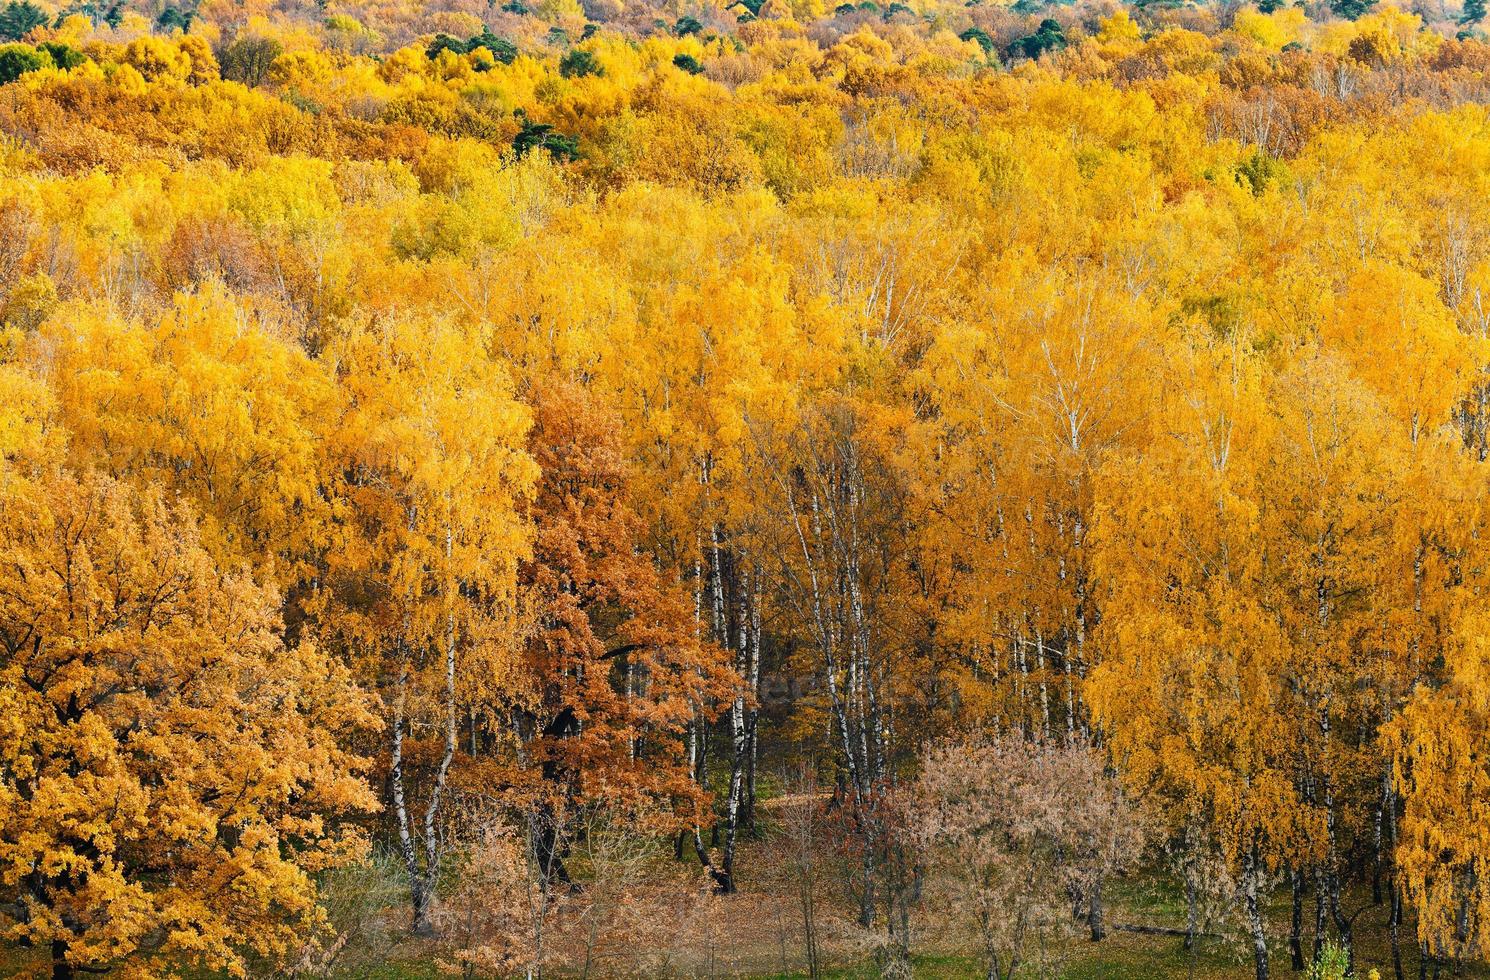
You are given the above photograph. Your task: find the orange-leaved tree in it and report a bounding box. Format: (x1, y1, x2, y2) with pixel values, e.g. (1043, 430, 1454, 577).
(514, 381, 736, 888)
(0, 465, 378, 980)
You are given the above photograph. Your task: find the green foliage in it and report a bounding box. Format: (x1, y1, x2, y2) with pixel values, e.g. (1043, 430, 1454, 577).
(558, 47, 600, 77)
(62, 0, 122, 28)
(0, 1, 46, 41)
(512, 118, 579, 160)
(883, 2, 914, 17)
(218, 34, 283, 87)
(1007, 18, 1065, 61)
(959, 26, 995, 54)
(428, 29, 518, 65)
(674, 14, 703, 34)
(1179, 293, 1244, 340)
(1234, 150, 1286, 196)
(1332, 0, 1377, 19)
(156, 4, 194, 32)
(283, 89, 323, 115)
(1462, 0, 1486, 24)
(471, 28, 518, 63)
(673, 52, 704, 73)
(426, 33, 468, 58)
(1306, 941, 1351, 980)
(36, 41, 83, 70)
(0, 42, 47, 83)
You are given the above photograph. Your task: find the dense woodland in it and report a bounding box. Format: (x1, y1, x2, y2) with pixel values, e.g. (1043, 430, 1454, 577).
(3, 0, 1490, 976)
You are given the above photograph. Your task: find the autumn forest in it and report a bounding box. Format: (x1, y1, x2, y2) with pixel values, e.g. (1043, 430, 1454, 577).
(1, 0, 1488, 976)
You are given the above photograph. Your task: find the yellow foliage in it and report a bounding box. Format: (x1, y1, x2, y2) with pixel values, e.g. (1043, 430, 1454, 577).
(122, 35, 192, 82)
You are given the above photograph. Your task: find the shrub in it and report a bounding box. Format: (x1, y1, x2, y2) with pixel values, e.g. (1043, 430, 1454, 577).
(0, 42, 46, 84)
(37, 41, 83, 70)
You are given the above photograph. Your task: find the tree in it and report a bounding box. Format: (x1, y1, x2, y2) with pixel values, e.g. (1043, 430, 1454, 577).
(512, 382, 736, 888)
(469, 29, 518, 64)
(1386, 604, 1490, 965)
(914, 736, 1143, 980)
(1090, 337, 1300, 980)
(35, 43, 82, 70)
(325, 317, 536, 935)
(427, 29, 517, 65)
(559, 48, 601, 77)
(513, 118, 580, 160)
(748, 396, 915, 930)
(434, 818, 548, 980)
(40, 288, 336, 579)
(0, 469, 378, 980)
(217, 33, 282, 87)
(0, 43, 44, 83)
(959, 26, 995, 56)
(0, 1, 45, 41)
(1332, 0, 1377, 19)
(1007, 19, 1065, 61)
(155, 5, 194, 33)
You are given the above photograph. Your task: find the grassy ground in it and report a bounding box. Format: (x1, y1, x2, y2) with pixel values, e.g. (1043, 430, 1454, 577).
(0, 919, 1468, 979)
(6, 860, 1487, 978)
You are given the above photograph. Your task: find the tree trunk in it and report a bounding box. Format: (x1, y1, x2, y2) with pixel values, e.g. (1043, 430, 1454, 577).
(411, 876, 435, 936)
(51, 940, 72, 980)
(416, 579, 460, 926)
(1183, 853, 1199, 953)
(531, 804, 574, 890)
(1290, 870, 1306, 971)
(1243, 846, 1270, 980)
(1087, 874, 1106, 941)
(721, 754, 743, 894)
(743, 564, 762, 834)
(720, 550, 750, 895)
(691, 825, 731, 893)
(1390, 885, 1404, 980)
(1387, 764, 1405, 980)
(1314, 874, 1327, 962)
(801, 879, 821, 980)
(858, 834, 877, 929)
(390, 667, 432, 935)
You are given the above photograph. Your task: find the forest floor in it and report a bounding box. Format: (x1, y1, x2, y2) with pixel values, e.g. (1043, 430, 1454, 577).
(14, 845, 1490, 977)
(6, 835, 1488, 979)
(304, 875, 1485, 980)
